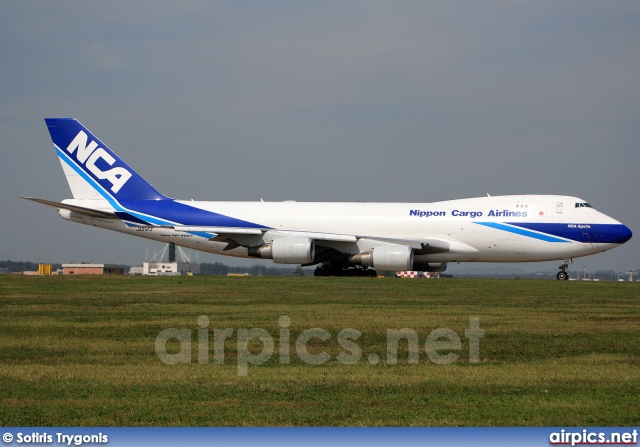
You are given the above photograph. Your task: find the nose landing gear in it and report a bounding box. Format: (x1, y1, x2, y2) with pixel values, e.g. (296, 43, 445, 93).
(556, 262, 570, 280)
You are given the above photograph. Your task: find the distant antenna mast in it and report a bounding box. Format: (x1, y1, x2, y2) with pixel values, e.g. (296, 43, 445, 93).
(148, 243, 194, 264)
(150, 244, 169, 262)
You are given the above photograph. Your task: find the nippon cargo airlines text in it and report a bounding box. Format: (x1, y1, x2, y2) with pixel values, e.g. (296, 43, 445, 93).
(23, 118, 632, 279)
(409, 209, 528, 218)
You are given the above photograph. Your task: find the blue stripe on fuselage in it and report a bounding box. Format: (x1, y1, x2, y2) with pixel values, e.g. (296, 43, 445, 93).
(119, 199, 267, 228)
(114, 212, 151, 225)
(504, 222, 631, 244)
(475, 221, 630, 244)
(474, 222, 570, 242)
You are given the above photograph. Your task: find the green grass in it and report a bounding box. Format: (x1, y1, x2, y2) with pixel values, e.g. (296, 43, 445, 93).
(0, 275, 639, 426)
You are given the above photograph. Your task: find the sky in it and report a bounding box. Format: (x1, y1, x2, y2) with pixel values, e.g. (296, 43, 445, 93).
(1, 1, 639, 273)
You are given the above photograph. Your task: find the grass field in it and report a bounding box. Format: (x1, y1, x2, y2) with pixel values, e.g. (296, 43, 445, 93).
(0, 275, 639, 426)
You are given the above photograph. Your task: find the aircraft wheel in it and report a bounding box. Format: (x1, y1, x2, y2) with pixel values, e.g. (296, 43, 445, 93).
(367, 269, 377, 277)
(556, 271, 569, 281)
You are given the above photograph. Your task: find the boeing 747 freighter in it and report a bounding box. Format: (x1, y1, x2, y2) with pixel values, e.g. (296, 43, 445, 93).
(23, 119, 632, 279)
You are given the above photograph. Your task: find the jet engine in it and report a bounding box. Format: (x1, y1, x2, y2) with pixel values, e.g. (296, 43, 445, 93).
(350, 245, 413, 271)
(250, 237, 315, 264)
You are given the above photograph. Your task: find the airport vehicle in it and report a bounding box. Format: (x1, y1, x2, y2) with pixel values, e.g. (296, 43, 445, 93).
(23, 119, 632, 279)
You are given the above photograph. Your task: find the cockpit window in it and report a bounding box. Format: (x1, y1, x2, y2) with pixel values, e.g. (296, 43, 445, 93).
(575, 202, 593, 208)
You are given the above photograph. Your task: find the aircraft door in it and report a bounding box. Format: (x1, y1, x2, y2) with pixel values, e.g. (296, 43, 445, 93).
(556, 202, 563, 214)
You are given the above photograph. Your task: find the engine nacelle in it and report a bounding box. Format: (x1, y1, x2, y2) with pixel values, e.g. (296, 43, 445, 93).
(351, 245, 413, 271)
(251, 237, 315, 264)
(412, 261, 447, 272)
(373, 245, 413, 271)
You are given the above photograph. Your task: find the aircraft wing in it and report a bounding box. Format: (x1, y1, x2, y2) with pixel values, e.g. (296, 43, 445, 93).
(164, 226, 265, 236)
(163, 226, 358, 242)
(165, 225, 454, 256)
(363, 236, 450, 254)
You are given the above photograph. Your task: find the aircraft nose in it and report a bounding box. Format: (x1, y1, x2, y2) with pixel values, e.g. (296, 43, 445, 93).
(619, 225, 633, 244)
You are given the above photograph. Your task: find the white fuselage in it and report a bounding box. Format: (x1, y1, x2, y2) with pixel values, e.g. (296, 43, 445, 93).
(66, 194, 628, 264)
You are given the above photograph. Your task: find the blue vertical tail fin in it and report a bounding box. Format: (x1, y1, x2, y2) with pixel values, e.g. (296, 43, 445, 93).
(45, 118, 166, 203)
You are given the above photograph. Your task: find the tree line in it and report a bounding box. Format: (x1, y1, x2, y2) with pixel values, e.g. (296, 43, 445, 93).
(0, 260, 63, 273)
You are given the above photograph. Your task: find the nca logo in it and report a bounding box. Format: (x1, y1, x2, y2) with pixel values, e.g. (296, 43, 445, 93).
(66, 130, 132, 194)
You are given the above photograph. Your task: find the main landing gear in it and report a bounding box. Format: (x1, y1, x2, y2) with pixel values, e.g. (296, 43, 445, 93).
(556, 262, 570, 280)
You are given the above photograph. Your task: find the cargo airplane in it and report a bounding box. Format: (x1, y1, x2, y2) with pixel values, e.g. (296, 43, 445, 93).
(23, 118, 632, 279)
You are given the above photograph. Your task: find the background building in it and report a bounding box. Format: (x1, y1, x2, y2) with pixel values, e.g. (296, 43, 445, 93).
(141, 261, 199, 276)
(134, 243, 200, 276)
(62, 264, 127, 275)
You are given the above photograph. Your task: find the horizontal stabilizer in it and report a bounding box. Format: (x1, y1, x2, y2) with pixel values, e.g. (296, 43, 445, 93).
(21, 197, 117, 218)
